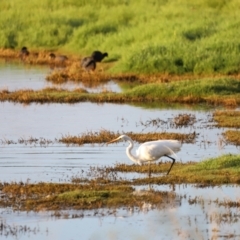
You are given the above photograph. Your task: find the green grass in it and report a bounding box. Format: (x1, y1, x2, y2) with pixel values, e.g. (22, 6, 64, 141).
(1, 78, 240, 106)
(105, 154, 240, 185)
(112, 154, 240, 174)
(192, 154, 240, 170)
(125, 78, 240, 98)
(1, 0, 240, 74)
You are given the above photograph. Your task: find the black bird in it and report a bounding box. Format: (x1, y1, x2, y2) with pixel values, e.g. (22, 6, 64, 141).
(49, 53, 68, 63)
(81, 56, 96, 72)
(19, 46, 29, 60)
(91, 51, 108, 62)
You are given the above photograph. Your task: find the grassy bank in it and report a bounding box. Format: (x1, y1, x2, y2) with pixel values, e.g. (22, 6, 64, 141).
(1, 0, 240, 74)
(1, 77, 240, 106)
(84, 154, 240, 185)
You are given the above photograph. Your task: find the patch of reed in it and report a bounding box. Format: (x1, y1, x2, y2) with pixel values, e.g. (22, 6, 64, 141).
(59, 129, 196, 145)
(223, 130, 240, 146)
(213, 110, 240, 128)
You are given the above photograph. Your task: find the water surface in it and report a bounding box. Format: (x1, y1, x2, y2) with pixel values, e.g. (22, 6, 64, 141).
(0, 60, 121, 92)
(1, 184, 240, 240)
(0, 61, 240, 240)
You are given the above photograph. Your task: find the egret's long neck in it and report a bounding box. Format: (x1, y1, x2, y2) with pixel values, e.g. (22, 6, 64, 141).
(126, 140, 141, 165)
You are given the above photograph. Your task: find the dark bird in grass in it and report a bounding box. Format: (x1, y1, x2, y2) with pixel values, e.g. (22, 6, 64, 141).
(49, 53, 68, 63)
(81, 56, 96, 72)
(19, 46, 29, 60)
(91, 51, 108, 62)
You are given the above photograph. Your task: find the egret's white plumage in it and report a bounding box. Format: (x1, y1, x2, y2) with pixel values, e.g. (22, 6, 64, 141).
(107, 135, 182, 175)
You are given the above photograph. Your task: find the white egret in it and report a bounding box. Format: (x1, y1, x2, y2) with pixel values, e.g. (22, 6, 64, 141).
(107, 135, 182, 176)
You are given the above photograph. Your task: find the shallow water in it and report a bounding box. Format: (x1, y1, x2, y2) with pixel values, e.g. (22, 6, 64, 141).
(0, 60, 121, 92)
(0, 101, 239, 183)
(1, 184, 240, 240)
(0, 60, 50, 90)
(0, 61, 240, 240)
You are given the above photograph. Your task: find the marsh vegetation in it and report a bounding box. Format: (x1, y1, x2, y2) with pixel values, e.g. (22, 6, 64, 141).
(1, 0, 240, 75)
(1, 77, 240, 107)
(1, 1, 240, 239)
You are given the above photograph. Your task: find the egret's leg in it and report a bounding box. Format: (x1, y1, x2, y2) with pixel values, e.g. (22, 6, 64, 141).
(165, 155, 175, 175)
(148, 161, 151, 178)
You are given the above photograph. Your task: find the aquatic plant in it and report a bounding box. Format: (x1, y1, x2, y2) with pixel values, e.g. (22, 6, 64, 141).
(59, 129, 196, 145)
(0, 182, 175, 211)
(223, 130, 240, 146)
(213, 110, 240, 128)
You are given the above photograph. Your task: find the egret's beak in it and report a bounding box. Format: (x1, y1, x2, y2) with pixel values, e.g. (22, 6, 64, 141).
(107, 137, 120, 145)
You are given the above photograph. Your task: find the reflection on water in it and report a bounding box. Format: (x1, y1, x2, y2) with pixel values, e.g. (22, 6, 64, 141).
(1, 184, 240, 240)
(0, 143, 114, 182)
(0, 60, 122, 92)
(0, 59, 50, 90)
(1, 61, 240, 240)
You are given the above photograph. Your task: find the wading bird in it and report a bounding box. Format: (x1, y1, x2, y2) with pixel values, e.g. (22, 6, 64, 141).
(49, 53, 68, 63)
(91, 51, 108, 62)
(107, 135, 182, 176)
(19, 46, 29, 60)
(81, 56, 96, 72)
